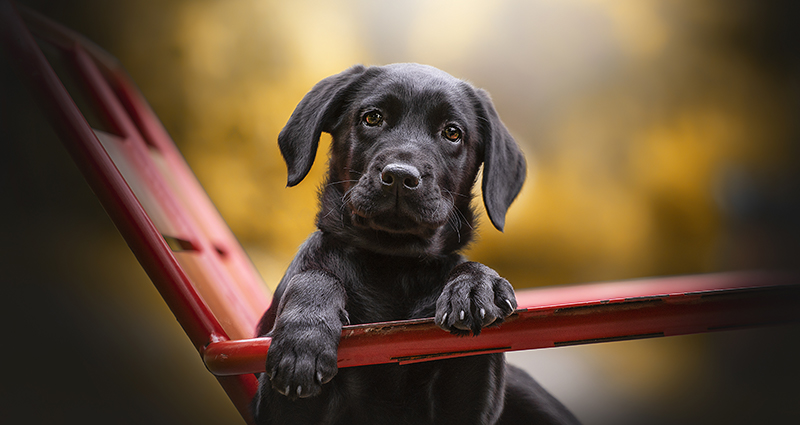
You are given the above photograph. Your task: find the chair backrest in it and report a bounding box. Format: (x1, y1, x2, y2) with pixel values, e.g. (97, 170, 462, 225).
(3, 2, 271, 342)
(1, 2, 269, 421)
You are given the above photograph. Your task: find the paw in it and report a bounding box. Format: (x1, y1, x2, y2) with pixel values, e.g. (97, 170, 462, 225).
(435, 262, 517, 336)
(266, 327, 339, 400)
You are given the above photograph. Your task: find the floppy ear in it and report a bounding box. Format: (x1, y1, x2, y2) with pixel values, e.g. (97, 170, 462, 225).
(475, 89, 527, 232)
(278, 65, 368, 187)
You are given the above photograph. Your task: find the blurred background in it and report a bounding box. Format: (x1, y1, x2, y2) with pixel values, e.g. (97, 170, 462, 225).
(2, 0, 799, 424)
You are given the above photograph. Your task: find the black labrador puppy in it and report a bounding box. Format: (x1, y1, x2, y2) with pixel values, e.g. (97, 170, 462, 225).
(252, 63, 580, 425)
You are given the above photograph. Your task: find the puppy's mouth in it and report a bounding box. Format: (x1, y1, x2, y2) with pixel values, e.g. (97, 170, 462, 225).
(347, 188, 450, 236)
(350, 209, 438, 235)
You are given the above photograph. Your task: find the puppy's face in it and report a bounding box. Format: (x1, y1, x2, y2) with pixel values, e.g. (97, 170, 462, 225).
(330, 65, 482, 239)
(278, 64, 526, 256)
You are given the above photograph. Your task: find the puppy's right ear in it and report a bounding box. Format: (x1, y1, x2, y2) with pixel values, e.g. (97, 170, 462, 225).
(278, 65, 368, 187)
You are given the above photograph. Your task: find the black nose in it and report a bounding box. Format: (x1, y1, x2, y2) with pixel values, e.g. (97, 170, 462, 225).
(380, 163, 421, 190)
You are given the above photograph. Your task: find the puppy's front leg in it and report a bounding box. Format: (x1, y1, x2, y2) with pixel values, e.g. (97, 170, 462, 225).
(436, 262, 518, 336)
(266, 270, 347, 399)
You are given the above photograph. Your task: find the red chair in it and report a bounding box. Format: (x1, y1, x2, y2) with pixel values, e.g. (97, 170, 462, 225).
(2, 2, 798, 423)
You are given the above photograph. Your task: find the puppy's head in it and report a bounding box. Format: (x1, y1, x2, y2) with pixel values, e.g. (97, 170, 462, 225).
(278, 64, 526, 255)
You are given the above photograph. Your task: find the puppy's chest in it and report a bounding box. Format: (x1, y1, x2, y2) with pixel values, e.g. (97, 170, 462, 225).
(346, 260, 450, 324)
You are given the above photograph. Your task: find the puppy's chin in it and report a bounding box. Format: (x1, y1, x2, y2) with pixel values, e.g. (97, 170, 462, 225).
(350, 210, 440, 238)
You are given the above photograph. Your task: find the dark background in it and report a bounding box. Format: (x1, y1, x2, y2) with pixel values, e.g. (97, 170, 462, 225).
(2, 0, 799, 423)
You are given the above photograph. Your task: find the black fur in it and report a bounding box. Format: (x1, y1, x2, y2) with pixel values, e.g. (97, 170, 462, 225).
(253, 63, 580, 425)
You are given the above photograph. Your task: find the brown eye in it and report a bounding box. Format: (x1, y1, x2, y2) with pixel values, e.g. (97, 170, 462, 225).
(363, 111, 383, 126)
(443, 125, 462, 142)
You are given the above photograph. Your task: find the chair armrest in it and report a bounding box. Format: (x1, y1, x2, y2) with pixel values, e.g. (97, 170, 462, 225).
(204, 271, 800, 376)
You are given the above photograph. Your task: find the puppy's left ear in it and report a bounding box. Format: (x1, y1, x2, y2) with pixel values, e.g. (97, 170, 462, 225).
(475, 89, 527, 232)
(279, 65, 369, 187)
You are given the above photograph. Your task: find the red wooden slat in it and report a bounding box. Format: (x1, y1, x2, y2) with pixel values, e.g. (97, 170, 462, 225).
(203, 271, 800, 376)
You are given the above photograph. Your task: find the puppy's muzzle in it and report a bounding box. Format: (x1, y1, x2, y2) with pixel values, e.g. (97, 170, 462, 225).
(380, 163, 421, 192)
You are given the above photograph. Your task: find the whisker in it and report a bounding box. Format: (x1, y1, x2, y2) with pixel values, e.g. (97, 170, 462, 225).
(340, 186, 358, 211)
(326, 179, 360, 188)
(441, 190, 462, 243)
(449, 211, 462, 243)
(454, 206, 473, 231)
(442, 188, 474, 231)
(320, 206, 339, 220)
(442, 188, 470, 198)
(344, 167, 364, 176)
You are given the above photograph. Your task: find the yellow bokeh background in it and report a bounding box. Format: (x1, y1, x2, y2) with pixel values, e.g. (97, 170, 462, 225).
(4, 0, 798, 424)
(104, 0, 797, 288)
